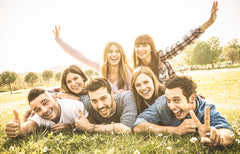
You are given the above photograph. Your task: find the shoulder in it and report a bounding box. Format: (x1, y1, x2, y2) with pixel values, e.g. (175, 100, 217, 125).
(196, 95, 216, 110)
(115, 91, 135, 101)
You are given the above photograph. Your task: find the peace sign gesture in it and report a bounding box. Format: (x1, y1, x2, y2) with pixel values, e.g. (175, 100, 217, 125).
(190, 106, 221, 146)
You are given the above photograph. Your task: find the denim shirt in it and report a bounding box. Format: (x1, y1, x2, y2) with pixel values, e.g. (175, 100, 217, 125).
(134, 95, 233, 131)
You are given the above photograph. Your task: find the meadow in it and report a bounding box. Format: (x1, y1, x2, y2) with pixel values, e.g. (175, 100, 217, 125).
(0, 68, 240, 153)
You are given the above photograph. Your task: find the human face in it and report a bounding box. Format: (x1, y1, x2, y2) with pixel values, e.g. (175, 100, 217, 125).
(30, 93, 60, 123)
(165, 87, 195, 120)
(135, 73, 154, 100)
(66, 72, 85, 94)
(107, 44, 121, 66)
(135, 44, 152, 60)
(89, 87, 116, 118)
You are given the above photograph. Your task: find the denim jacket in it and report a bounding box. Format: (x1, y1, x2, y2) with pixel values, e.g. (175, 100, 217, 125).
(134, 95, 233, 131)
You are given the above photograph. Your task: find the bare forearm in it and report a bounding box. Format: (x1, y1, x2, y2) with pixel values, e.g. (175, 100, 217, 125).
(218, 129, 234, 147)
(86, 123, 131, 134)
(133, 122, 177, 134)
(19, 121, 38, 137)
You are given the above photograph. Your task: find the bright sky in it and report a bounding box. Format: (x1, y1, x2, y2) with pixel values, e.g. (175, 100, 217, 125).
(0, 0, 239, 73)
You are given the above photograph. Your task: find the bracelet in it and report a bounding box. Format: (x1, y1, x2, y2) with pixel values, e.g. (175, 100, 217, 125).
(92, 124, 95, 133)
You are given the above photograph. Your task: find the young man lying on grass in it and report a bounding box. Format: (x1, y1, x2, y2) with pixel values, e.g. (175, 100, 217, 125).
(133, 75, 234, 147)
(5, 88, 89, 138)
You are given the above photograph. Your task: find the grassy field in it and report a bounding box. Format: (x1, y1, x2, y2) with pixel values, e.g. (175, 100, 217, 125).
(0, 68, 240, 153)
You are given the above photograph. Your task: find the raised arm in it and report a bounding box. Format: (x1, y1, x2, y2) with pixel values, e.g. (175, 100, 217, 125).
(5, 110, 38, 138)
(200, 1, 218, 31)
(159, 1, 218, 61)
(75, 110, 131, 134)
(53, 25, 101, 72)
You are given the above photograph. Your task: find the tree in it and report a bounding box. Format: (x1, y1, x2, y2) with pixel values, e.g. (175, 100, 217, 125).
(1, 71, 18, 94)
(223, 39, 240, 63)
(42, 70, 53, 84)
(54, 72, 61, 82)
(223, 47, 239, 64)
(184, 41, 211, 66)
(25, 72, 39, 87)
(207, 37, 222, 68)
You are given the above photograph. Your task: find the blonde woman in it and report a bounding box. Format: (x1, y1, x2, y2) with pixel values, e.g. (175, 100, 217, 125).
(131, 66, 164, 114)
(53, 27, 132, 93)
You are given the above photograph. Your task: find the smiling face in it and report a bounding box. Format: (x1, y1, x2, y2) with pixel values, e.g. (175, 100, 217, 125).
(88, 87, 116, 118)
(134, 73, 154, 100)
(134, 44, 152, 61)
(30, 93, 60, 123)
(107, 44, 121, 66)
(66, 72, 85, 94)
(165, 87, 196, 120)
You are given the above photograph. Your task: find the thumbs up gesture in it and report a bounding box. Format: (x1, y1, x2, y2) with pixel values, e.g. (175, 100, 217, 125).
(5, 110, 21, 138)
(75, 109, 94, 132)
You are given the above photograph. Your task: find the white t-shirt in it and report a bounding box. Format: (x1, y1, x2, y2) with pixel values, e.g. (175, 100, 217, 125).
(28, 98, 88, 128)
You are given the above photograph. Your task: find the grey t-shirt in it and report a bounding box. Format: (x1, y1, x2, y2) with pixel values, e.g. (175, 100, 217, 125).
(80, 91, 137, 129)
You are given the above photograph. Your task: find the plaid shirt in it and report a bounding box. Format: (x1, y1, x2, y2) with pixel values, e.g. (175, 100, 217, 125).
(158, 27, 204, 83)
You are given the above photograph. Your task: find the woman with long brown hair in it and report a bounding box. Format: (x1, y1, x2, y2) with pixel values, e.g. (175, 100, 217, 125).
(53, 26, 132, 93)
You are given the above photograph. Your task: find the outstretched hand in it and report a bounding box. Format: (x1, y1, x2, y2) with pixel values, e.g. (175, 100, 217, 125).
(200, 1, 218, 31)
(190, 106, 221, 146)
(5, 110, 21, 138)
(208, 1, 218, 26)
(52, 25, 60, 39)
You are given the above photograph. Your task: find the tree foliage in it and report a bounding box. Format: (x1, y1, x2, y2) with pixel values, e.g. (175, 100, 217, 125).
(184, 39, 222, 67)
(1, 71, 18, 93)
(42, 70, 53, 83)
(184, 41, 211, 66)
(207, 37, 222, 68)
(54, 72, 61, 81)
(24, 72, 39, 87)
(223, 39, 240, 64)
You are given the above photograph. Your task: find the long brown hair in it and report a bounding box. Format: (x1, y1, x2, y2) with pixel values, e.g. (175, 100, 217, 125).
(133, 34, 160, 78)
(61, 65, 88, 95)
(101, 41, 132, 89)
(131, 66, 164, 114)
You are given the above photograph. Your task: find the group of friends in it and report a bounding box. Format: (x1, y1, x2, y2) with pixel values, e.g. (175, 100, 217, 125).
(5, 1, 235, 147)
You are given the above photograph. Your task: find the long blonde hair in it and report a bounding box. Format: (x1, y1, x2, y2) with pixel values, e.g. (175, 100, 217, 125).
(131, 66, 164, 114)
(101, 41, 132, 89)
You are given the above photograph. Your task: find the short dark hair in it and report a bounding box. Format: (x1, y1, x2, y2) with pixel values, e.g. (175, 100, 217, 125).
(28, 88, 46, 105)
(85, 76, 112, 94)
(164, 75, 197, 99)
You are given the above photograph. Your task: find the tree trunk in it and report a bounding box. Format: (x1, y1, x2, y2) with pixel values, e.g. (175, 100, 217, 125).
(8, 83, 12, 94)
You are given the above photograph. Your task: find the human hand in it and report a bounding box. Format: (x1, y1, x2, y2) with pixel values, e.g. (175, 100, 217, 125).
(208, 1, 218, 26)
(52, 25, 60, 39)
(190, 106, 221, 146)
(5, 110, 21, 138)
(176, 119, 197, 135)
(23, 109, 35, 122)
(200, 1, 218, 31)
(115, 89, 125, 94)
(51, 123, 72, 132)
(75, 109, 94, 132)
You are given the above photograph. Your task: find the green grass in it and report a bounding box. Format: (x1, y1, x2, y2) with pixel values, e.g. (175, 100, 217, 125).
(1, 68, 240, 153)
